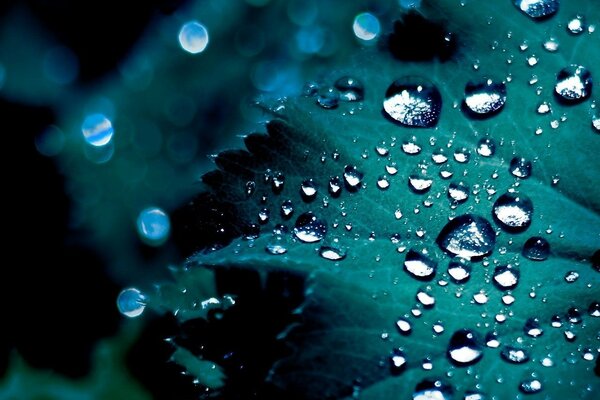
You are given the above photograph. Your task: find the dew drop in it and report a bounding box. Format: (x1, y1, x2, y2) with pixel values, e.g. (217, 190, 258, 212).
(519, 379, 542, 394)
(567, 15, 585, 35)
(302, 81, 319, 97)
(343, 165, 363, 191)
(266, 226, 289, 255)
(404, 249, 437, 280)
(522, 236, 550, 260)
(413, 379, 453, 400)
(524, 318, 544, 337)
(396, 317, 412, 334)
(453, 147, 470, 163)
(178, 21, 209, 54)
(510, 157, 532, 179)
(492, 192, 534, 232)
(258, 208, 270, 224)
(485, 331, 500, 348)
(588, 301, 600, 317)
(416, 287, 436, 307)
(281, 200, 294, 219)
(137, 207, 170, 246)
(353, 12, 381, 42)
(377, 176, 390, 190)
(493, 264, 520, 290)
(383, 78, 442, 128)
(82, 113, 114, 147)
(592, 115, 600, 132)
(436, 214, 496, 260)
(402, 136, 422, 155)
(476, 138, 496, 157)
(272, 172, 285, 193)
(463, 79, 507, 117)
(447, 259, 471, 283)
(300, 179, 318, 202)
(390, 348, 407, 373)
(543, 37, 559, 52)
(564, 270, 579, 282)
(514, 0, 559, 20)
(334, 76, 364, 102)
(501, 346, 529, 364)
(408, 174, 433, 194)
(317, 87, 340, 109)
(567, 307, 582, 324)
(293, 212, 327, 243)
(329, 176, 343, 197)
(117, 288, 146, 318)
(319, 245, 346, 261)
(448, 181, 470, 203)
(555, 65, 593, 103)
(447, 329, 483, 366)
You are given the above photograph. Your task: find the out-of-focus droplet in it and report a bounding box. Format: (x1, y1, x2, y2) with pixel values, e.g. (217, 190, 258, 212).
(353, 12, 381, 42)
(35, 125, 65, 157)
(117, 288, 146, 318)
(383, 78, 442, 128)
(334, 76, 364, 101)
(555, 65, 593, 103)
(179, 21, 209, 54)
(82, 113, 114, 147)
(137, 207, 170, 246)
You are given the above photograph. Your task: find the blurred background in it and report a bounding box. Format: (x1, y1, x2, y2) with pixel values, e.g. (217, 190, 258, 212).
(0, 0, 413, 398)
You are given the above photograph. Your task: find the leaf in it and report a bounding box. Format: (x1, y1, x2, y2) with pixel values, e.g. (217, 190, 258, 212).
(164, 1, 600, 398)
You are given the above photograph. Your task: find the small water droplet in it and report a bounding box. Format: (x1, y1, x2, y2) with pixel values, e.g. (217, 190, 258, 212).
(281, 200, 294, 219)
(567, 307, 582, 324)
(567, 15, 585, 34)
(272, 172, 285, 193)
(409, 173, 433, 194)
(258, 208, 270, 224)
(396, 317, 412, 334)
(404, 249, 437, 280)
(416, 287, 436, 307)
(317, 87, 340, 109)
(536, 101, 552, 114)
(334, 76, 364, 102)
(300, 179, 318, 202)
(266, 226, 289, 255)
(447, 259, 471, 283)
(485, 331, 500, 348)
(501, 346, 529, 364)
(493, 264, 520, 290)
(319, 245, 346, 261)
(412, 379, 453, 400)
(524, 318, 544, 337)
(592, 115, 600, 132)
(329, 176, 343, 197)
(402, 136, 422, 155)
(514, 0, 558, 19)
(390, 348, 407, 373)
(492, 192, 534, 232)
(383, 78, 442, 128)
(447, 329, 483, 366)
(522, 236, 550, 260)
(476, 138, 496, 157)
(302, 81, 319, 97)
(377, 176, 390, 190)
(436, 214, 496, 260)
(510, 157, 532, 178)
(117, 288, 146, 318)
(463, 79, 507, 117)
(343, 165, 363, 191)
(588, 301, 600, 317)
(293, 212, 327, 243)
(555, 65, 593, 103)
(519, 379, 542, 394)
(453, 147, 470, 163)
(448, 181, 470, 203)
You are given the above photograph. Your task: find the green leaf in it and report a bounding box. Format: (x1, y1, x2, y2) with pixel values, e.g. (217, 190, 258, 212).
(163, 1, 600, 398)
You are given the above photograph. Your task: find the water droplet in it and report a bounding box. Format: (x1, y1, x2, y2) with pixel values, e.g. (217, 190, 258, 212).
(473, 291, 489, 304)
(522, 236, 550, 260)
(463, 79, 507, 117)
(501, 346, 529, 364)
(436, 214, 496, 260)
(567, 307, 582, 324)
(564, 270, 579, 282)
(319, 245, 346, 261)
(329, 176, 343, 197)
(272, 172, 285, 193)
(117, 288, 146, 318)
(416, 287, 435, 307)
(453, 147, 470, 163)
(485, 331, 500, 348)
(302, 81, 319, 97)
(137, 207, 170, 246)
(343, 165, 363, 191)
(492, 192, 534, 232)
(551, 314, 563, 328)
(493, 264, 520, 290)
(413, 379, 453, 400)
(293, 212, 327, 243)
(448, 181, 470, 203)
(82, 113, 114, 147)
(464, 391, 486, 400)
(377, 176, 390, 190)
(408, 173, 433, 194)
(514, 0, 559, 20)
(404, 249, 437, 280)
(334, 76, 364, 102)
(555, 65, 593, 103)
(396, 318, 412, 335)
(353, 12, 381, 42)
(592, 115, 600, 132)
(509, 157, 532, 179)
(519, 379, 542, 394)
(281, 200, 294, 219)
(179, 21, 209, 54)
(543, 37, 559, 52)
(432, 322, 444, 334)
(383, 78, 442, 128)
(447, 329, 483, 366)
(300, 179, 318, 202)
(536, 101, 552, 114)
(477, 138, 496, 157)
(564, 330, 576, 341)
(524, 318, 544, 337)
(402, 137, 422, 155)
(258, 208, 270, 224)
(567, 15, 585, 34)
(390, 348, 407, 374)
(588, 301, 600, 317)
(447, 259, 471, 283)
(317, 87, 340, 109)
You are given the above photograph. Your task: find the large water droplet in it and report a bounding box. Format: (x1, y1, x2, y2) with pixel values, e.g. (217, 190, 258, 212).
(413, 379, 453, 400)
(179, 21, 209, 54)
(383, 78, 442, 128)
(334, 76, 364, 102)
(408, 173, 433, 194)
(509, 157, 532, 179)
(293, 212, 327, 243)
(514, 0, 559, 20)
(137, 207, 170, 246)
(117, 288, 146, 318)
(522, 236, 550, 260)
(493, 264, 520, 290)
(343, 165, 364, 191)
(501, 346, 530, 364)
(555, 65, 593, 103)
(476, 138, 496, 157)
(82, 113, 114, 147)
(436, 214, 496, 260)
(492, 192, 534, 232)
(404, 249, 437, 280)
(464, 79, 507, 117)
(266, 226, 289, 255)
(447, 329, 483, 366)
